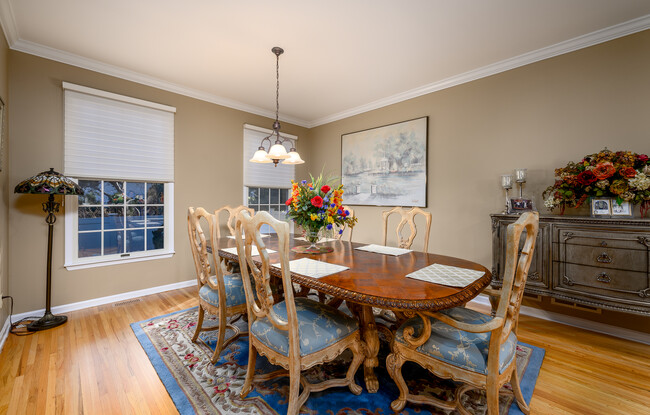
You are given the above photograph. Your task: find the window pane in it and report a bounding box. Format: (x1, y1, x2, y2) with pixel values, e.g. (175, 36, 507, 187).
(258, 205, 269, 212)
(104, 181, 124, 204)
(126, 229, 145, 252)
(270, 188, 279, 204)
(147, 228, 165, 250)
(147, 206, 164, 227)
(78, 232, 101, 258)
(104, 207, 124, 229)
(78, 207, 101, 231)
(260, 188, 269, 204)
(78, 180, 101, 205)
(127, 206, 146, 228)
(280, 188, 288, 203)
(147, 183, 164, 204)
(104, 230, 124, 255)
(126, 182, 145, 204)
(248, 188, 259, 205)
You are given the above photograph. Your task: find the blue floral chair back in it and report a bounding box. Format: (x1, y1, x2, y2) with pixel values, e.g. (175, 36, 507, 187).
(235, 210, 366, 415)
(387, 211, 539, 415)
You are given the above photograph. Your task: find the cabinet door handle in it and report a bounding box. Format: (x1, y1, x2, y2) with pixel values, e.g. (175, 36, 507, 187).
(596, 252, 612, 264)
(596, 272, 611, 284)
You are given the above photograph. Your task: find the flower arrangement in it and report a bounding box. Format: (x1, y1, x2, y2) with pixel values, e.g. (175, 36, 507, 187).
(542, 149, 650, 216)
(285, 173, 357, 237)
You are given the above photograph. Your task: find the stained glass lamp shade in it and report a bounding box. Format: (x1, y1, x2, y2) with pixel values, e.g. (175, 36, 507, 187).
(14, 168, 83, 331)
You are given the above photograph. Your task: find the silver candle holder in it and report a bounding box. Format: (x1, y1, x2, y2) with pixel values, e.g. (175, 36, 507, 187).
(501, 174, 513, 214)
(514, 168, 527, 198)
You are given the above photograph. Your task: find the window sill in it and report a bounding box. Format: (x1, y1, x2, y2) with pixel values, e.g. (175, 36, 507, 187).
(65, 251, 175, 271)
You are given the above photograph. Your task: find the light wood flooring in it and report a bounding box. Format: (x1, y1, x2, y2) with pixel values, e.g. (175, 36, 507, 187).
(0, 286, 648, 414)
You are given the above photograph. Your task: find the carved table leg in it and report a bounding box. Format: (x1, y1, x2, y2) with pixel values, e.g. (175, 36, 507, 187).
(358, 305, 380, 393)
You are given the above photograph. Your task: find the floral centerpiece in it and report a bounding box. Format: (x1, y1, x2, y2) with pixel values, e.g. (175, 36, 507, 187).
(543, 149, 650, 216)
(285, 173, 357, 252)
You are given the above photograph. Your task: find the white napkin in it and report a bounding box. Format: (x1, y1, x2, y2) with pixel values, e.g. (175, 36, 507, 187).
(294, 236, 338, 243)
(220, 246, 275, 257)
(405, 263, 485, 287)
(226, 234, 269, 239)
(355, 244, 412, 256)
(272, 258, 349, 279)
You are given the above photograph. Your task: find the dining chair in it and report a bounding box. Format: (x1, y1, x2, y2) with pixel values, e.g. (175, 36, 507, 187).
(333, 205, 355, 242)
(187, 207, 248, 363)
(215, 205, 254, 238)
(234, 210, 365, 415)
(386, 211, 539, 414)
(382, 206, 432, 252)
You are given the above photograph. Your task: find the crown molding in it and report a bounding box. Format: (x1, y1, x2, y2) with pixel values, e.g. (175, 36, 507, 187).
(5, 38, 311, 127)
(0, 0, 18, 46)
(309, 14, 650, 127)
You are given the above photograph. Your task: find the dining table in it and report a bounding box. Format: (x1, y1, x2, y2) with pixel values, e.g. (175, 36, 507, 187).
(216, 235, 492, 393)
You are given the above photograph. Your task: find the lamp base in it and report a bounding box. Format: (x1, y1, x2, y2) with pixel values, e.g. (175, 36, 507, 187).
(27, 312, 68, 332)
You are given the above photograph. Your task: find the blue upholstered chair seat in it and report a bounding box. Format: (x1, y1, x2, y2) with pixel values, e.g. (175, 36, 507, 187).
(198, 273, 246, 307)
(395, 307, 517, 374)
(251, 297, 359, 356)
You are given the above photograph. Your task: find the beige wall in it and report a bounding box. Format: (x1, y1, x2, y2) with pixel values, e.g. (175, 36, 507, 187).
(7, 51, 308, 314)
(304, 30, 650, 331)
(0, 30, 8, 323)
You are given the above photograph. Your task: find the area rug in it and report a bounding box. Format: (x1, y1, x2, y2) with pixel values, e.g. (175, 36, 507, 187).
(132, 307, 545, 414)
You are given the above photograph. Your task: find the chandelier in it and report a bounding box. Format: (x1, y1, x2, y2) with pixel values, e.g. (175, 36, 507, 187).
(249, 47, 304, 167)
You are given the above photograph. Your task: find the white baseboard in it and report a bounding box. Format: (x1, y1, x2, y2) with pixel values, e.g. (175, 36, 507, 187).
(470, 295, 650, 345)
(3, 279, 197, 342)
(0, 316, 10, 354)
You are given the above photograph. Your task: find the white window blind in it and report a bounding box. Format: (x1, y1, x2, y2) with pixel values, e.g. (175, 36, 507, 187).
(243, 124, 296, 188)
(64, 82, 176, 182)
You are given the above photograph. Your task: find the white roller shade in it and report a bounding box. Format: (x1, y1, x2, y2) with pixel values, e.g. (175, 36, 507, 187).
(64, 83, 175, 182)
(243, 124, 296, 188)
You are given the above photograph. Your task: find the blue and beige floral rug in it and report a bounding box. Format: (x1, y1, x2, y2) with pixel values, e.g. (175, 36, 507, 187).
(131, 307, 545, 414)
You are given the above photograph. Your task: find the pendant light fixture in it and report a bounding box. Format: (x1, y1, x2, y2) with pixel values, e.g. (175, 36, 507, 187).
(249, 47, 304, 167)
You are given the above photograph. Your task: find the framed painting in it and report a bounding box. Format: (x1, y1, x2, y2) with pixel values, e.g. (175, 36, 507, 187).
(341, 116, 428, 207)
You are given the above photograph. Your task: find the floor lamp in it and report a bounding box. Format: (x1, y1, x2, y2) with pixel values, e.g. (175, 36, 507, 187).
(14, 168, 83, 331)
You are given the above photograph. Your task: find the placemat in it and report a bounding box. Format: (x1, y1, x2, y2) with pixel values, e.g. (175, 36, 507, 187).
(293, 236, 338, 243)
(405, 263, 485, 287)
(226, 234, 269, 239)
(220, 246, 275, 256)
(355, 244, 412, 256)
(272, 258, 349, 279)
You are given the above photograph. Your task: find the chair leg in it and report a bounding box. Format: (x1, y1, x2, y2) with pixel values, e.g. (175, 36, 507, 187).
(511, 366, 530, 414)
(241, 344, 257, 398)
(386, 351, 408, 412)
(486, 379, 499, 415)
(210, 313, 227, 364)
(286, 364, 302, 415)
(192, 305, 205, 342)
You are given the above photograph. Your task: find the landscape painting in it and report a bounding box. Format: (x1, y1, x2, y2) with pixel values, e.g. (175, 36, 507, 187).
(341, 116, 427, 207)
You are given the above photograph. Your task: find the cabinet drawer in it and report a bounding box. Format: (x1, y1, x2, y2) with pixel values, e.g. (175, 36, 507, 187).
(557, 262, 650, 302)
(556, 228, 650, 251)
(560, 245, 648, 273)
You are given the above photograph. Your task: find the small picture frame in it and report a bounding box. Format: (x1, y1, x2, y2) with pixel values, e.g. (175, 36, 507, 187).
(508, 198, 534, 214)
(611, 200, 632, 217)
(591, 198, 611, 217)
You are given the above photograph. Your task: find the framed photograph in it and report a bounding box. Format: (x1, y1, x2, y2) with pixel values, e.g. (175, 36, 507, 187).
(508, 198, 534, 214)
(611, 200, 632, 217)
(341, 116, 428, 207)
(591, 198, 611, 217)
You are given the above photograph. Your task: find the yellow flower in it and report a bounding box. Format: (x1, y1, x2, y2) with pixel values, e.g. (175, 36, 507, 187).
(310, 214, 318, 221)
(327, 216, 334, 223)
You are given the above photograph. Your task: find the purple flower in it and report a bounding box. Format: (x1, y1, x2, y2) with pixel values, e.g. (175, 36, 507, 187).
(301, 180, 307, 184)
(338, 229, 344, 234)
(344, 210, 350, 215)
(326, 224, 333, 230)
(330, 203, 336, 208)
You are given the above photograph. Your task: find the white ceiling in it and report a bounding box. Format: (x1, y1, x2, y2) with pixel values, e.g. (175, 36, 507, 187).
(2, 0, 650, 127)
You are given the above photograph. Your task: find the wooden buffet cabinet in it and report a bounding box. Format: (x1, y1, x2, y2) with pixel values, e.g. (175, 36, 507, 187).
(491, 213, 650, 316)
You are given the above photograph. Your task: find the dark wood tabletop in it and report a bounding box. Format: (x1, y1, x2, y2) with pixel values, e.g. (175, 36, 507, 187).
(216, 235, 491, 312)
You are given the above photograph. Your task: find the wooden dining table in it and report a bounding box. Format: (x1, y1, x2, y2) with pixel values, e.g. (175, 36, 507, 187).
(216, 235, 492, 393)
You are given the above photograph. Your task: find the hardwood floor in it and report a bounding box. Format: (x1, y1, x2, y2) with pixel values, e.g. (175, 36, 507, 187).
(0, 287, 648, 414)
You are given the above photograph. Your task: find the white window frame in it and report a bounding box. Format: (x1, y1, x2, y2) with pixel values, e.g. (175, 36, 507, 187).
(63, 83, 175, 270)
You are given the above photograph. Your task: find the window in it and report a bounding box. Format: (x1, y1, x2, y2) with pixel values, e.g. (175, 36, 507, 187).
(243, 125, 296, 229)
(63, 83, 175, 269)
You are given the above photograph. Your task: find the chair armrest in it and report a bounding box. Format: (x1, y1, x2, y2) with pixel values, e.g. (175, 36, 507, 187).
(425, 311, 503, 334)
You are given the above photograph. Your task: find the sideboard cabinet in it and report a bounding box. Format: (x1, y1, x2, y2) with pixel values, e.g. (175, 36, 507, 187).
(491, 213, 650, 315)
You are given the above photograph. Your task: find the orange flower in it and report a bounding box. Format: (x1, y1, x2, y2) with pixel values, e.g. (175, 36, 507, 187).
(593, 162, 616, 180)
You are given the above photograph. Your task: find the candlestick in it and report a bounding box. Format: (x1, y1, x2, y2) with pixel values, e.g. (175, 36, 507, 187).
(515, 168, 527, 182)
(501, 175, 513, 214)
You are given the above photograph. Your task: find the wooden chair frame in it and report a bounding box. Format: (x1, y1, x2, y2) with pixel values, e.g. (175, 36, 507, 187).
(214, 205, 254, 238)
(235, 210, 365, 415)
(382, 206, 432, 252)
(333, 206, 355, 242)
(187, 207, 247, 363)
(386, 211, 539, 414)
